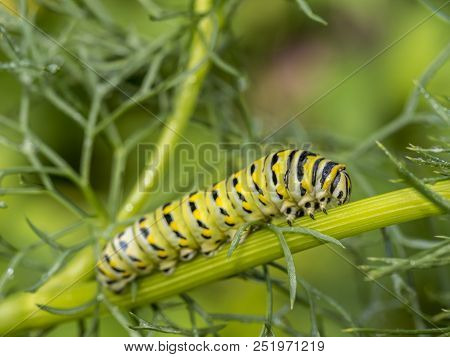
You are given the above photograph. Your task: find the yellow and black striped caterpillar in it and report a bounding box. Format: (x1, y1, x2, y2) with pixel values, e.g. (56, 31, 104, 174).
(97, 149, 352, 292)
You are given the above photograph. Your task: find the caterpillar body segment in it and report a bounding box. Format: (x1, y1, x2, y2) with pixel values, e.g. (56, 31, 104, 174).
(264, 150, 301, 223)
(134, 214, 178, 273)
(97, 236, 137, 292)
(155, 201, 199, 262)
(98, 149, 352, 292)
(181, 191, 226, 256)
(227, 168, 266, 223)
(112, 226, 154, 275)
(246, 155, 279, 218)
(205, 180, 245, 239)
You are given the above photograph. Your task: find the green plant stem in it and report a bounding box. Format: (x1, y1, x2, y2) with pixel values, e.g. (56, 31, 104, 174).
(0, 180, 449, 335)
(343, 326, 450, 336)
(117, 0, 216, 221)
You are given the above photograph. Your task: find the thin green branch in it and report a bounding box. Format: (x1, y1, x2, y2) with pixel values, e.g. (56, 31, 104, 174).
(264, 263, 357, 330)
(129, 312, 225, 336)
(347, 42, 450, 159)
(0, 249, 29, 297)
(270, 263, 322, 336)
(343, 326, 450, 336)
(0, 114, 108, 222)
(37, 298, 98, 316)
(210, 312, 305, 336)
(381, 228, 426, 330)
(26, 249, 76, 293)
(80, 90, 102, 183)
(102, 297, 140, 337)
(260, 265, 274, 337)
(415, 81, 449, 123)
(180, 294, 199, 337)
(294, 0, 327, 25)
(266, 224, 297, 310)
(43, 87, 87, 127)
(17, 88, 94, 219)
(0, 166, 68, 181)
(117, 0, 217, 221)
(93, 41, 177, 134)
(0, 180, 449, 335)
(179, 293, 218, 336)
(362, 238, 450, 279)
(377, 141, 450, 212)
(26, 218, 67, 251)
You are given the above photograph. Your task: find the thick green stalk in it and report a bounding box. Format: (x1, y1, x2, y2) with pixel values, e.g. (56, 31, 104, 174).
(0, 180, 449, 335)
(117, 0, 216, 221)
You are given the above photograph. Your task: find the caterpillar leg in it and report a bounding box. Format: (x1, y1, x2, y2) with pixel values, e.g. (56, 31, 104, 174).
(298, 200, 315, 220)
(97, 259, 136, 293)
(106, 277, 135, 294)
(200, 239, 226, 257)
(159, 260, 177, 275)
(303, 201, 327, 220)
(280, 201, 298, 226)
(318, 196, 331, 214)
(179, 247, 198, 261)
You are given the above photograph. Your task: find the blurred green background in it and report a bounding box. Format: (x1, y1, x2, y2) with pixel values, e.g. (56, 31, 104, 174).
(0, 0, 449, 336)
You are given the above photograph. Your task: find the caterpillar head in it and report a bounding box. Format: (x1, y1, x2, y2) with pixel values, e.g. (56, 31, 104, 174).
(330, 168, 351, 206)
(314, 163, 350, 210)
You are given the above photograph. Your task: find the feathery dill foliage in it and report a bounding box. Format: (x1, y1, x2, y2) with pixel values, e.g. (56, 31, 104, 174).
(354, 51, 449, 336)
(358, 84, 450, 336)
(0, 0, 449, 337)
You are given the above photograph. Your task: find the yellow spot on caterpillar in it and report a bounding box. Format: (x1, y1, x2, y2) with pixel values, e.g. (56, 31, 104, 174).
(322, 164, 346, 190)
(110, 261, 125, 271)
(98, 265, 116, 279)
(179, 238, 188, 244)
(276, 188, 284, 198)
(193, 210, 202, 220)
(216, 196, 223, 206)
(170, 222, 178, 231)
(272, 162, 282, 174)
(224, 216, 234, 224)
(158, 251, 168, 258)
(163, 204, 172, 214)
(302, 156, 319, 193)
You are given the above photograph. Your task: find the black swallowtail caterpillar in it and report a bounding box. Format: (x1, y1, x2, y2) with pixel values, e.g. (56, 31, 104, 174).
(97, 149, 352, 292)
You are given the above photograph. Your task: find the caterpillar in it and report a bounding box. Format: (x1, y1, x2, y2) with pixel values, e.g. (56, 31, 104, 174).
(97, 149, 351, 292)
